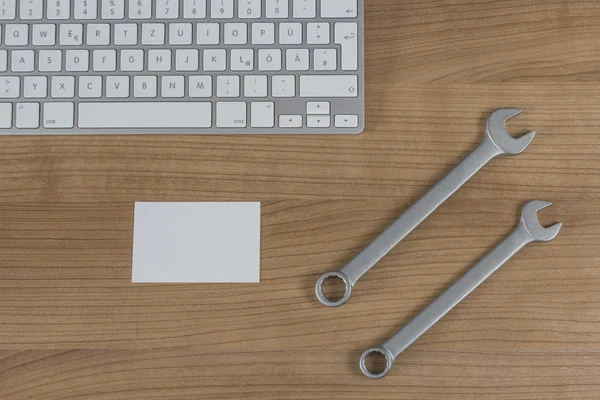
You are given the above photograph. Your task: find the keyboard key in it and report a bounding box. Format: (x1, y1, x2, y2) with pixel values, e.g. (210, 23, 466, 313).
(266, 0, 288, 18)
(92, 49, 116, 71)
(335, 114, 359, 128)
(21, 0, 43, 20)
(0, 51, 7, 72)
(11, 50, 35, 72)
(197, 23, 219, 44)
(307, 22, 329, 44)
(307, 102, 330, 115)
(314, 49, 337, 71)
(321, 0, 357, 18)
(141, 23, 165, 45)
(238, 0, 260, 19)
(216, 102, 246, 127)
(300, 75, 358, 98)
(115, 24, 138, 45)
(106, 76, 129, 98)
(216, 75, 240, 97)
(134, 76, 157, 98)
(286, 49, 309, 71)
(102, 0, 124, 19)
(169, 23, 193, 45)
(78, 102, 212, 128)
(120, 49, 144, 71)
(307, 115, 330, 128)
(129, 0, 151, 19)
(0, 77, 20, 98)
(175, 49, 199, 71)
(279, 23, 302, 44)
(211, 0, 233, 18)
(59, 24, 83, 45)
(43, 102, 74, 128)
(203, 49, 226, 71)
(51, 76, 75, 98)
(47, 0, 70, 20)
(161, 75, 185, 98)
(244, 75, 267, 98)
(148, 49, 171, 71)
(251, 102, 274, 128)
(16, 103, 40, 128)
(0, 103, 12, 128)
(24, 76, 47, 98)
(293, 0, 316, 18)
(157, 0, 179, 19)
(189, 76, 212, 97)
(39, 50, 62, 72)
(231, 49, 254, 71)
(279, 115, 302, 128)
(74, 0, 97, 19)
(87, 24, 110, 45)
(258, 49, 281, 71)
(33, 24, 56, 46)
(224, 22, 247, 45)
(0, 0, 16, 20)
(79, 76, 102, 98)
(335, 22, 359, 71)
(252, 23, 275, 45)
(272, 75, 295, 97)
(184, 0, 207, 19)
(5, 24, 28, 45)
(65, 49, 89, 72)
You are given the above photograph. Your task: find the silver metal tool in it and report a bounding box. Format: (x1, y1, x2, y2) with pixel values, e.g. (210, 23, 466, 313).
(315, 108, 536, 307)
(359, 200, 562, 379)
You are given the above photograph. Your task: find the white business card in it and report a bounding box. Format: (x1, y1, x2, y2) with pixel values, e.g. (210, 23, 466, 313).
(132, 202, 260, 283)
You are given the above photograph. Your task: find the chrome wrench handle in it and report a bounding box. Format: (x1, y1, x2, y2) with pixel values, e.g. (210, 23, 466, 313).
(359, 200, 563, 379)
(316, 109, 536, 307)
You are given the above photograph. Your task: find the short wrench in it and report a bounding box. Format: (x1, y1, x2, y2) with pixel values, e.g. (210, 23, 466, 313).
(316, 109, 536, 307)
(359, 200, 563, 379)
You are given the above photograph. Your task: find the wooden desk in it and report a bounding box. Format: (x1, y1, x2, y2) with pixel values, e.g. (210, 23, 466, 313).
(1, 1, 599, 398)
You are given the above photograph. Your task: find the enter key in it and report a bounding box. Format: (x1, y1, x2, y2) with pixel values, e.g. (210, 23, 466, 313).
(335, 22, 359, 71)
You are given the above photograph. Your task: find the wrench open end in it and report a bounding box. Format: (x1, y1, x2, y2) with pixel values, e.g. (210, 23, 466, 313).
(521, 200, 563, 242)
(315, 271, 353, 307)
(486, 108, 536, 155)
(360, 347, 394, 379)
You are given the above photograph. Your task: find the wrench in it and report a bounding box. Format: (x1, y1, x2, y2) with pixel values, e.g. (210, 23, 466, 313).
(316, 108, 536, 307)
(359, 200, 563, 379)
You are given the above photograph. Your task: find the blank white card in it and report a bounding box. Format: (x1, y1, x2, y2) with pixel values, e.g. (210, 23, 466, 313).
(132, 202, 260, 283)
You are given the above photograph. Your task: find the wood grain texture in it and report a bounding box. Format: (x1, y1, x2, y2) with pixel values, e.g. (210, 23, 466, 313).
(1, 0, 600, 398)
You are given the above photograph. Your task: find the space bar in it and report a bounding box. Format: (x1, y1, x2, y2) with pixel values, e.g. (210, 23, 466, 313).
(78, 102, 212, 128)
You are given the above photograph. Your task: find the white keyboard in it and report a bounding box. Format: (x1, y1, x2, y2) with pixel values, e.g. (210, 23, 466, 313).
(0, 0, 364, 135)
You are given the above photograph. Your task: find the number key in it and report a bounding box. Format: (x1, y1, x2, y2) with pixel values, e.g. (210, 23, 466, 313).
(157, 0, 179, 19)
(47, 0, 70, 20)
(211, 0, 233, 18)
(129, 0, 151, 19)
(184, 0, 207, 19)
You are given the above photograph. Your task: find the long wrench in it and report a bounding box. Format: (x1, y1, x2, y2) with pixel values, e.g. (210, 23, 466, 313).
(359, 200, 563, 379)
(316, 109, 536, 307)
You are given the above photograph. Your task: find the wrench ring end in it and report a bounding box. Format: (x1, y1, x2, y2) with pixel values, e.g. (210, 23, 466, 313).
(315, 271, 352, 307)
(359, 347, 394, 379)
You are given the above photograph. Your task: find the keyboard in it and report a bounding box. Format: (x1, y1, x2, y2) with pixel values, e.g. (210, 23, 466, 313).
(0, 0, 364, 135)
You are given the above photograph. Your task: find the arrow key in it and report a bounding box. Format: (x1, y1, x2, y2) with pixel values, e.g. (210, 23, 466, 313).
(335, 114, 359, 128)
(307, 115, 331, 128)
(279, 114, 303, 128)
(307, 101, 330, 115)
